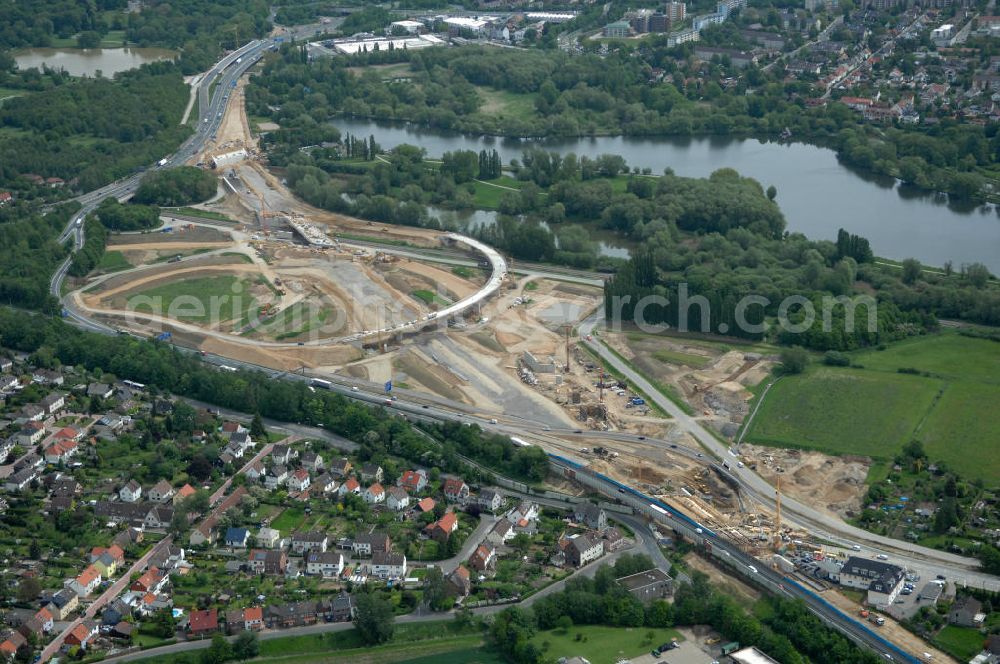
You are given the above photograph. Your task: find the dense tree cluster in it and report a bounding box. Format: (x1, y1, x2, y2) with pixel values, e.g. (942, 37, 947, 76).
(0, 62, 191, 193)
(0, 202, 76, 313)
(92, 197, 160, 231)
(0, 307, 551, 484)
(133, 166, 217, 206)
(0, 0, 126, 50)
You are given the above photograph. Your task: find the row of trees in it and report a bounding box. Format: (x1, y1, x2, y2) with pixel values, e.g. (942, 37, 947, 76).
(92, 197, 160, 231)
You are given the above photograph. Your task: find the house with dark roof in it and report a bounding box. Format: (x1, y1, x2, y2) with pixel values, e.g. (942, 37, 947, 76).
(352, 531, 391, 557)
(291, 531, 328, 554)
(477, 488, 503, 513)
(616, 568, 673, 603)
(247, 549, 287, 576)
(561, 533, 604, 568)
(225, 527, 250, 548)
(839, 557, 905, 608)
(330, 593, 356, 622)
(448, 565, 471, 597)
(369, 552, 407, 579)
(949, 595, 985, 627)
(573, 503, 607, 531)
(328, 457, 352, 478)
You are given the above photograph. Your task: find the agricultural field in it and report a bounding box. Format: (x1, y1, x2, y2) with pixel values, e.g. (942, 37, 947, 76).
(746, 332, 1000, 482)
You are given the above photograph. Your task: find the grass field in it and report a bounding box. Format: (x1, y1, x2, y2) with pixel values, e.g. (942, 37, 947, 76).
(529, 625, 682, 664)
(652, 348, 711, 368)
(746, 332, 1000, 481)
(271, 506, 305, 534)
(168, 207, 235, 222)
(130, 275, 256, 325)
(97, 250, 132, 273)
(470, 176, 526, 209)
(475, 86, 537, 122)
(412, 289, 450, 307)
(933, 625, 985, 661)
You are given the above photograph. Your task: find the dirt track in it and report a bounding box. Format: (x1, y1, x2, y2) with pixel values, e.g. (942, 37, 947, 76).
(107, 242, 231, 252)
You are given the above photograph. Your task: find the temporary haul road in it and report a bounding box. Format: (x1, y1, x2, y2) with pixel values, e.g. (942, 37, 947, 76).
(46, 37, 997, 663)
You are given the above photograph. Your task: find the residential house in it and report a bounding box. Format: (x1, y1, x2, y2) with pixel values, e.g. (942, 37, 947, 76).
(89, 545, 125, 577)
(839, 557, 905, 609)
(257, 527, 281, 549)
(270, 444, 295, 465)
(265, 600, 327, 628)
(39, 393, 65, 416)
(486, 518, 515, 546)
(173, 483, 196, 505)
(949, 596, 985, 627)
(19, 404, 45, 423)
(87, 383, 114, 400)
(288, 468, 311, 493)
(426, 512, 459, 543)
(5, 467, 38, 492)
(248, 550, 288, 576)
(226, 606, 264, 633)
(352, 531, 391, 557)
(225, 527, 250, 548)
(305, 551, 344, 577)
(328, 457, 352, 478)
(149, 479, 175, 502)
(31, 369, 63, 386)
(330, 593, 356, 622)
(469, 543, 496, 572)
(0, 192, 10, 206)
(264, 465, 288, 491)
(301, 451, 324, 472)
(144, 504, 174, 529)
(386, 486, 410, 511)
(245, 462, 266, 482)
(415, 497, 436, 514)
(370, 552, 407, 579)
(363, 483, 385, 504)
(112, 527, 144, 549)
(101, 599, 131, 626)
(188, 608, 219, 637)
(0, 357, 11, 372)
(562, 534, 604, 567)
(0, 374, 18, 393)
(573, 503, 607, 531)
(64, 621, 98, 648)
(507, 500, 538, 526)
(43, 588, 80, 620)
(291, 531, 328, 554)
(0, 631, 25, 659)
(616, 568, 673, 603)
(360, 463, 383, 483)
(16, 422, 45, 446)
(67, 565, 103, 597)
(398, 469, 428, 492)
(110, 621, 134, 640)
(602, 527, 627, 553)
(44, 439, 78, 465)
(338, 477, 361, 497)
(477, 488, 503, 513)
(120, 480, 142, 503)
(447, 565, 471, 597)
(221, 421, 247, 436)
(131, 567, 167, 594)
(443, 478, 470, 503)
(312, 473, 338, 495)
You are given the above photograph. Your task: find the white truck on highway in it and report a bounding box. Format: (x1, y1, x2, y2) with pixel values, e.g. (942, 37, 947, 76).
(156, 158, 168, 167)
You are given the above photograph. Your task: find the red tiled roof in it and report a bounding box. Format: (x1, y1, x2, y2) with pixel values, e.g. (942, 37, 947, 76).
(244, 606, 263, 622)
(189, 608, 218, 633)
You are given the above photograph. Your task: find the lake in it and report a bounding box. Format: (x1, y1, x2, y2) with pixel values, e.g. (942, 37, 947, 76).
(14, 47, 176, 77)
(334, 118, 1000, 273)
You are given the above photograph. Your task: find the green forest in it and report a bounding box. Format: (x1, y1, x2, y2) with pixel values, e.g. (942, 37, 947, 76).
(0, 61, 191, 193)
(0, 202, 77, 313)
(247, 44, 1000, 201)
(134, 166, 218, 206)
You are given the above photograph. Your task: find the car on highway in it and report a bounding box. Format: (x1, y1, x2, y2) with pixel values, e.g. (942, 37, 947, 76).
(638, 435, 646, 440)
(351, 386, 358, 392)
